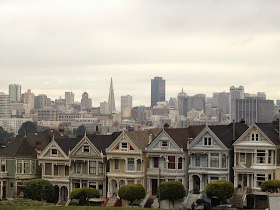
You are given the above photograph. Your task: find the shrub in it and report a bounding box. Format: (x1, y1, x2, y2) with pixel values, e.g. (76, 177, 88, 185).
(157, 181, 186, 207)
(261, 180, 280, 193)
(118, 184, 145, 206)
(205, 180, 234, 204)
(24, 179, 54, 202)
(70, 187, 100, 206)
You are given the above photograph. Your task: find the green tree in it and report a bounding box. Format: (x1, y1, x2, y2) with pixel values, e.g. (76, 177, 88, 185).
(24, 179, 55, 202)
(18, 121, 37, 135)
(206, 180, 234, 204)
(75, 124, 86, 136)
(118, 184, 145, 207)
(157, 181, 186, 207)
(261, 180, 280, 193)
(70, 187, 100, 206)
(0, 126, 14, 144)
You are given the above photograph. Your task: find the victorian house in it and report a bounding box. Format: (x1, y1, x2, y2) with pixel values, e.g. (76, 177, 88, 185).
(105, 129, 160, 201)
(0, 129, 62, 200)
(187, 123, 247, 202)
(232, 121, 280, 209)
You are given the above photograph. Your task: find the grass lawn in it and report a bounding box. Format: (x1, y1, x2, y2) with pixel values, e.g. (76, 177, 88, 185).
(0, 207, 149, 210)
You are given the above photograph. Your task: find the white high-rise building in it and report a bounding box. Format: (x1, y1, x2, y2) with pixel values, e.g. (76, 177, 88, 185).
(81, 92, 92, 110)
(0, 92, 11, 118)
(230, 86, 244, 120)
(23, 89, 35, 110)
(9, 84, 21, 102)
(65, 91, 74, 104)
(100, 101, 110, 115)
(121, 95, 132, 115)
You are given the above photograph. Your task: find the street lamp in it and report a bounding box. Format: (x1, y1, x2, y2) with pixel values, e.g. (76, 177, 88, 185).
(158, 158, 169, 209)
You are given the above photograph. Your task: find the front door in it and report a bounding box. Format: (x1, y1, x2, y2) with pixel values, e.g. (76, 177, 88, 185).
(152, 179, 158, 195)
(193, 175, 200, 194)
(243, 175, 248, 188)
(2, 186, 6, 199)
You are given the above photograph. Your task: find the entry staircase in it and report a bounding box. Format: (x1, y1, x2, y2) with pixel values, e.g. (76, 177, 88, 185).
(104, 196, 119, 207)
(185, 194, 199, 209)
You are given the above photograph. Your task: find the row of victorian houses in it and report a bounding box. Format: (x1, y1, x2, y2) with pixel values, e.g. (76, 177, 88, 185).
(0, 120, 280, 208)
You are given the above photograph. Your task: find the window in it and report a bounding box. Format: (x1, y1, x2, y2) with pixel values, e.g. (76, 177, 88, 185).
(168, 156, 176, 169)
(268, 150, 272, 164)
(210, 177, 219, 182)
(74, 182, 80, 189)
(98, 183, 103, 195)
(98, 162, 103, 174)
(17, 161, 22, 173)
(204, 137, 212, 146)
(89, 161, 96, 174)
(82, 182, 87, 188)
(1, 160, 6, 172)
(24, 161, 30, 173)
(137, 159, 141, 171)
(137, 180, 142, 184)
(210, 153, 219, 168)
(54, 165, 58, 175)
(256, 134, 259, 141)
(178, 157, 183, 169)
(240, 153, 246, 163)
(114, 159, 119, 170)
(127, 179, 134, 184)
(76, 161, 82, 173)
(65, 166, 69, 176)
(251, 134, 255, 141)
(51, 149, 58, 156)
(195, 155, 200, 167)
(121, 142, 128, 149)
(153, 157, 159, 168)
(127, 158, 135, 171)
(257, 150, 266, 164)
(31, 160, 35, 174)
(83, 146, 90, 153)
(221, 177, 227, 180)
(161, 141, 168, 147)
(257, 174, 265, 187)
(268, 174, 272, 180)
(89, 182, 96, 189)
(222, 154, 226, 168)
(45, 163, 52, 175)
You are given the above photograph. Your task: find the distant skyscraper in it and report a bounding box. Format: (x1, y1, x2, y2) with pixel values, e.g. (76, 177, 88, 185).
(177, 89, 188, 117)
(34, 94, 48, 109)
(23, 89, 35, 109)
(121, 95, 132, 114)
(151, 76, 165, 106)
(276, 100, 280, 107)
(257, 92, 266, 99)
(81, 92, 92, 110)
(230, 86, 244, 120)
(65, 91, 74, 104)
(9, 84, 21, 102)
(108, 78, 116, 113)
(0, 92, 11, 118)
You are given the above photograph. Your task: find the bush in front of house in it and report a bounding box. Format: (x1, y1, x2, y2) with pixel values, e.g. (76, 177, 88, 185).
(261, 180, 280, 193)
(205, 180, 234, 204)
(70, 187, 100, 206)
(157, 181, 186, 208)
(24, 179, 55, 203)
(118, 184, 146, 207)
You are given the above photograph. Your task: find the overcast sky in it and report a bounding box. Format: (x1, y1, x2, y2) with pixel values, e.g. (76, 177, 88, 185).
(1, 0, 280, 110)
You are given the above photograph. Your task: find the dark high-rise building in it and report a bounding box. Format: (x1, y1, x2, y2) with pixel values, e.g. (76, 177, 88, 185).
(9, 84, 21, 102)
(151, 76, 165, 106)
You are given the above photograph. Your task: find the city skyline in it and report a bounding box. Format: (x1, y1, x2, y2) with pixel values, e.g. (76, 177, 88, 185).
(1, 1, 280, 107)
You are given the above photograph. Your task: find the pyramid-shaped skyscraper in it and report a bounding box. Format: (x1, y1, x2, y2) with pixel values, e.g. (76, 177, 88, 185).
(108, 77, 116, 113)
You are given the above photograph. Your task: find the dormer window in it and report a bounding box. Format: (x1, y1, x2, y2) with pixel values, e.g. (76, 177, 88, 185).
(83, 146, 90, 153)
(161, 141, 168, 147)
(256, 134, 259, 141)
(251, 134, 255, 141)
(51, 149, 58, 156)
(121, 142, 128, 149)
(204, 137, 212, 146)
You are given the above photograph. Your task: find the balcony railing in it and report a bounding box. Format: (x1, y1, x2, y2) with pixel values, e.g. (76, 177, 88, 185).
(147, 168, 184, 175)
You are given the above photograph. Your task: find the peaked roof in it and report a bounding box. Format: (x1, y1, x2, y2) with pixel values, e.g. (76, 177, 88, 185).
(256, 121, 280, 145)
(0, 129, 65, 158)
(209, 122, 248, 148)
(164, 125, 205, 150)
(125, 129, 162, 150)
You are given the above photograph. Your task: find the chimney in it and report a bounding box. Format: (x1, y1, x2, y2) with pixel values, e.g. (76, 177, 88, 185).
(240, 119, 245, 124)
(148, 134, 153, 144)
(164, 123, 169, 129)
(35, 141, 42, 153)
(233, 120, 236, 142)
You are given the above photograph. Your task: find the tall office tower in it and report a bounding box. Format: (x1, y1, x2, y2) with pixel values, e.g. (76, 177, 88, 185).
(100, 101, 110, 115)
(276, 100, 280, 107)
(212, 93, 220, 108)
(231, 98, 274, 126)
(108, 78, 116, 113)
(217, 92, 230, 123)
(23, 89, 35, 109)
(9, 84, 21, 102)
(34, 94, 48, 109)
(121, 95, 132, 114)
(151, 76, 165, 107)
(65, 91, 74, 104)
(81, 92, 92, 110)
(257, 92, 266, 99)
(0, 92, 11, 118)
(169, 97, 177, 109)
(230, 86, 244, 120)
(177, 89, 188, 117)
(190, 94, 205, 111)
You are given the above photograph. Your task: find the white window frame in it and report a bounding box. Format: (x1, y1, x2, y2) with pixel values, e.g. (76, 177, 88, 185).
(240, 153, 246, 164)
(83, 145, 90, 153)
(114, 159, 119, 170)
(51, 148, 58, 156)
(0, 160, 6, 173)
(204, 137, 212, 146)
(127, 158, 135, 171)
(121, 142, 128, 149)
(161, 141, 168, 147)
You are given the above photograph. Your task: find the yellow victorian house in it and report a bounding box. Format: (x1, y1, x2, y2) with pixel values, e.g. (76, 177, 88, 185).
(106, 129, 160, 200)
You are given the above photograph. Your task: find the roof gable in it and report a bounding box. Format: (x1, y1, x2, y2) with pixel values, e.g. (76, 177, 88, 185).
(70, 135, 101, 158)
(38, 138, 68, 159)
